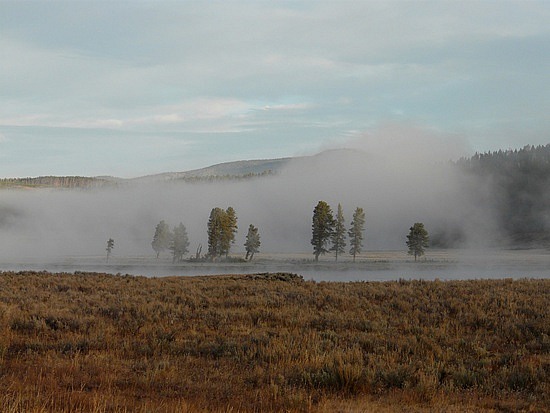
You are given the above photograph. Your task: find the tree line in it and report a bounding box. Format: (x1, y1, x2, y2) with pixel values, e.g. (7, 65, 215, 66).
(151, 221, 190, 263)
(0, 176, 111, 189)
(311, 201, 429, 262)
(171, 170, 275, 184)
(146, 202, 429, 263)
(311, 201, 366, 262)
(454, 144, 550, 246)
(150, 207, 260, 263)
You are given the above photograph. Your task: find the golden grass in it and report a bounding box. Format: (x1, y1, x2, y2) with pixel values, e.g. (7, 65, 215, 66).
(0, 271, 548, 412)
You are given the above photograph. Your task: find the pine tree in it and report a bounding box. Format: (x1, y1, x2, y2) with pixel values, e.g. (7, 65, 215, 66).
(170, 223, 189, 263)
(348, 207, 365, 262)
(223, 207, 238, 257)
(151, 220, 172, 259)
(311, 201, 335, 261)
(244, 224, 261, 261)
(106, 238, 114, 263)
(406, 222, 429, 261)
(207, 207, 238, 259)
(331, 203, 346, 261)
(207, 208, 225, 259)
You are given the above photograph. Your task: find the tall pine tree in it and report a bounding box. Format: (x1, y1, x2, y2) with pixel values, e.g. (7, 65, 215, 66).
(207, 208, 225, 259)
(311, 201, 335, 261)
(244, 224, 261, 261)
(151, 220, 172, 259)
(331, 203, 346, 261)
(170, 222, 189, 263)
(207, 207, 238, 260)
(106, 238, 114, 263)
(223, 207, 238, 258)
(348, 207, 365, 262)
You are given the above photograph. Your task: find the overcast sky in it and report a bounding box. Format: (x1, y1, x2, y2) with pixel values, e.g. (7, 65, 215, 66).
(1, 0, 549, 177)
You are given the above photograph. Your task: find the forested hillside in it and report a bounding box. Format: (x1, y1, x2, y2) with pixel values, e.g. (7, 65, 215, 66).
(0, 176, 111, 189)
(457, 144, 550, 246)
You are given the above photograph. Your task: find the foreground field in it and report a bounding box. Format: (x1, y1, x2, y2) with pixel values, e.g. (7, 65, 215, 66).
(0, 272, 548, 412)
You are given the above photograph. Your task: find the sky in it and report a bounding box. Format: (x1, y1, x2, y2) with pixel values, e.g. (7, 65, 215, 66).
(1, 0, 549, 178)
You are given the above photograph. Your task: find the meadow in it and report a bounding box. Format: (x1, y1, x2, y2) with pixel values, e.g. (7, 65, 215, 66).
(0, 271, 548, 412)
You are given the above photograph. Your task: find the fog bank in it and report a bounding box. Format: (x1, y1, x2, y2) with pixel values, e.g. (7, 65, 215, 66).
(0, 127, 507, 261)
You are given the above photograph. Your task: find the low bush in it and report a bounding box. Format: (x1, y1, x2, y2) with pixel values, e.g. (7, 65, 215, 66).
(0, 271, 547, 412)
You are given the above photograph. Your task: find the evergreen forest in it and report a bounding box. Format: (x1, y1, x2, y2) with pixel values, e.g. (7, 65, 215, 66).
(455, 144, 550, 246)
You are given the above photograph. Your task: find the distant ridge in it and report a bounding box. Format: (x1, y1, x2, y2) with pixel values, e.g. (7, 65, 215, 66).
(132, 156, 297, 183)
(130, 148, 365, 182)
(0, 149, 364, 189)
(0, 154, 306, 188)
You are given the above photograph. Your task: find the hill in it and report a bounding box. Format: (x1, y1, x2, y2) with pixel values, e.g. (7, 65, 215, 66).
(132, 157, 295, 183)
(0, 149, 361, 187)
(0, 155, 302, 188)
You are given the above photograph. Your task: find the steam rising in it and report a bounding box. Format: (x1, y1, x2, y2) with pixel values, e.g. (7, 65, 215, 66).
(0, 125, 508, 262)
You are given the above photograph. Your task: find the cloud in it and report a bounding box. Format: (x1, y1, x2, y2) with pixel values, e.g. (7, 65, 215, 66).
(0, 98, 253, 130)
(343, 122, 471, 163)
(261, 103, 314, 111)
(0, 1, 548, 177)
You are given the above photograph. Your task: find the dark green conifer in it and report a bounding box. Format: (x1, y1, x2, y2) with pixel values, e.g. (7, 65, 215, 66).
(311, 201, 335, 261)
(348, 207, 365, 262)
(331, 203, 346, 261)
(406, 222, 429, 261)
(244, 224, 261, 261)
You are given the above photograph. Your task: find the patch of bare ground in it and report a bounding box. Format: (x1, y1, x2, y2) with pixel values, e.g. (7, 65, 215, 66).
(0, 271, 548, 412)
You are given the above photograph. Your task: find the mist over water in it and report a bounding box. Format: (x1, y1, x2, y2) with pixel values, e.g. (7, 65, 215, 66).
(2, 250, 549, 282)
(0, 125, 547, 280)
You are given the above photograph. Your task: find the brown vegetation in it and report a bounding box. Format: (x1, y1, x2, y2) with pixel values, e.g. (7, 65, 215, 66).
(0, 271, 548, 412)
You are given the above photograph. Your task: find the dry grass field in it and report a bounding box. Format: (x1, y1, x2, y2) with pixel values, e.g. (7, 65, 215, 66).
(0, 271, 548, 412)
